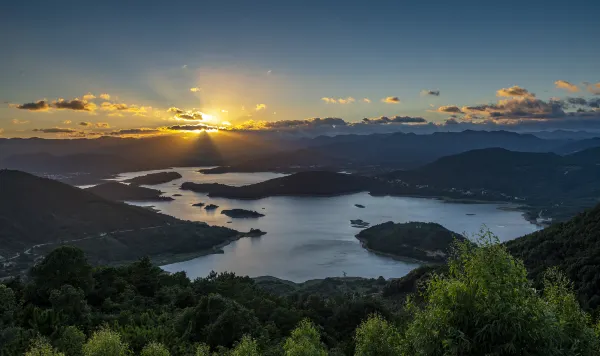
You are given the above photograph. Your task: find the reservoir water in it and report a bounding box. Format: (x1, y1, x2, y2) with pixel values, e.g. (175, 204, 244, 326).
(111, 167, 542, 282)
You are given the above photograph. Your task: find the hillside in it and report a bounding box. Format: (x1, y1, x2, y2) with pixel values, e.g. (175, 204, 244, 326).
(0, 170, 238, 274)
(85, 181, 173, 201)
(506, 203, 600, 310)
(199, 130, 566, 173)
(356, 222, 466, 262)
(181, 171, 377, 199)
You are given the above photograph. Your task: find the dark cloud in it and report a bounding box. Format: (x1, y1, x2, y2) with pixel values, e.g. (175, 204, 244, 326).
(108, 128, 161, 135)
(167, 123, 218, 131)
(32, 128, 79, 134)
(15, 100, 50, 111)
(362, 116, 427, 124)
(53, 99, 96, 111)
(382, 96, 400, 104)
(445, 118, 459, 125)
(79, 122, 91, 126)
(421, 90, 440, 96)
(167, 107, 184, 114)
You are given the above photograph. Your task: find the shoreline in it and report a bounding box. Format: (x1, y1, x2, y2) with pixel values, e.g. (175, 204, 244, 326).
(354, 236, 440, 265)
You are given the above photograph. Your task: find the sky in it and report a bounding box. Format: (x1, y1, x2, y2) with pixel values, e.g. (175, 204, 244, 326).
(1, 0, 599, 138)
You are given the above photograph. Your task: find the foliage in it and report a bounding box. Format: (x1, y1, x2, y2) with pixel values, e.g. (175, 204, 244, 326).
(1, 225, 600, 355)
(25, 339, 65, 356)
(231, 335, 260, 356)
(82, 328, 129, 356)
(55, 326, 85, 356)
(140, 342, 170, 356)
(354, 314, 402, 356)
(283, 319, 327, 356)
(401, 231, 600, 355)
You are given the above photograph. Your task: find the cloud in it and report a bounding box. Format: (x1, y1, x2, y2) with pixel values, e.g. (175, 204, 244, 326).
(167, 107, 204, 121)
(255, 103, 267, 111)
(100, 102, 148, 115)
(0, 128, 3, 135)
(82, 93, 96, 100)
(99, 93, 111, 100)
(382, 96, 400, 104)
(233, 117, 347, 131)
(168, 107, 184, 114)
(436, 105, 463, 113)
(362, 116, 427, 124)
(421, 90, 440, 96)
(496, 85, 534, 97)
(554, 80, 579, 93)
(167, 123, 218, 131)
(338, 97, 355, 104)
(363, 98, 371, 103)
(79, 122, 91, 126)
(11, 119, 29, 124)
(586, 82, 600, 95)
(53, 99, 97, 112)
(321, 97, 355, 104)
(32, 128, 79, 134)
(190, 87, 201, 92)
(95, 122, 110, 128)
(63, 120, 72, 124)
(14, 100, 50, 111)
(108, 128, 161, 136)
(445, 118, 459, 125)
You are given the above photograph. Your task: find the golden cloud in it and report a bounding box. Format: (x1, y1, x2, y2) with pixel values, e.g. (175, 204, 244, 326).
(63, 120, 72, 124)
(586, 82, 600, 95)
(363, 98, 371, 103)
(190, 87, 201, 92)
(255, 103, 267, 111)
(555, 80, 579, 92)
(382, 96, 400, 104)
(99, 93, 111, 100)
(79, 122, 91, 126)
(321, 97, 337, 103)
(436, 105, 463, 113)
(95, 122, 110, 128)
(100, 102, 148, 116)
(11, 119, 29, 124)
(496, 86, 534, 97)
(82, 93, 96, 100)
(53, 99, 97, 112)
(338, 97, 355, 104)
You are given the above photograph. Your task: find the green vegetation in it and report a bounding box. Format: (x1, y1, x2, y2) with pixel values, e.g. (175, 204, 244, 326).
(355, 222, 466, 262)
(507, 203, 600, 311)
(2, 225, 600, 355)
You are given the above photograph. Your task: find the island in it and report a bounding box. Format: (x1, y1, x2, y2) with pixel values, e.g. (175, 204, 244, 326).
(355, 221, 467, 263)
(355, 204, 366, 208)
(350, 219, 370, 228)
(173, 193, 182, 197)
(124, 171, 182, 185)
(205, 204, 219, 210)
(221, 209, 265, 218)
(192, 202, 205, 207)
(85, 182, 174, 202)
(242, 228, 267, 237)
(180, 171, 377, 199)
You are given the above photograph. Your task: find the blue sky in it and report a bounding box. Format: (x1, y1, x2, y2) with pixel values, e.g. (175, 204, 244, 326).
(1, 0, 599, 137)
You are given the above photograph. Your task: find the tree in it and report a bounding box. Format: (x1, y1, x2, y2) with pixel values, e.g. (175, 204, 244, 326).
(140, 342, 170, 356)
(283, 319, 327, 356)
(25, 339, 65, 356)
(0, 284, 17, 328)
(401, 231, 600, 355)
(55, 326, 85, 356)
(30, 246, 93, 299)
(231, 335, 260, 356)
(49, 285, 91, 326)
(354, 314, 402, 356)
(83, 328, 129, 356)
(195, 343, 211, 356)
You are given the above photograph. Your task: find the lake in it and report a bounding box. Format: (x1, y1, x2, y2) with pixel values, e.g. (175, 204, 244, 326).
(111, 167, 542, 282)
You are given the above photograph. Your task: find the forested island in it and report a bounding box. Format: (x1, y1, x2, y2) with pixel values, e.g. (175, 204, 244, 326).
(125, 171, 183, 185)
(356, 222, 466, 262)
(221, 209, 265, 218)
